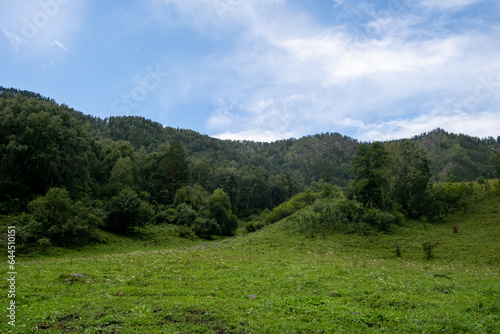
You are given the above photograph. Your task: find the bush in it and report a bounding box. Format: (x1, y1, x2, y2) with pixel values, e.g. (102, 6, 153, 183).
(25, 188, 98, 246)
(178, 226, 195, 238)
(426, 182, 475, 220)
(175, 203, 197, 226)
(494, 180, 500, 195)
(106, 189, 153, 233)
(265, 191, 320, 225)
(373, 211, 397, 232)
(245, 220, 266, 233)
(285, 199, 398, 236)
(154, 208, 177, 224)
(208, 189, 238, 236)
(192, 218, 221, 239)
(422, 241, 439, 260)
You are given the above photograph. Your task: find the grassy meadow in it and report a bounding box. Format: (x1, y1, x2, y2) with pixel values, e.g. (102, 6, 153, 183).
(1, 193, 499, 333)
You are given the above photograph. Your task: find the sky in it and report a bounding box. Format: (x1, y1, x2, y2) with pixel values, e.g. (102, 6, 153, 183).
(0, 0, 499, 142)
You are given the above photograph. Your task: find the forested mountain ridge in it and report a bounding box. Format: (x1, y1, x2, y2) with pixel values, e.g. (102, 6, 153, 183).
(2, 86, 498, 191)
(92, 116, 499, 184)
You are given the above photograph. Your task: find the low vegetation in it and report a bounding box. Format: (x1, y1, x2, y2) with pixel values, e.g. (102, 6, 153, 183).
(0, 190, 499, 333)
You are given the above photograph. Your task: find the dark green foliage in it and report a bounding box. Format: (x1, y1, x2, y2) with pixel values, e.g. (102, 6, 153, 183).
(178, 226, 195, 238)
(493, 150, 500, 177)
(192, 217, 221, 239)
(426, 182, 475, 220)
(238, 167, 273, 215)
(154, 208, 177, 224)
(22, 188, 99, 246)
(0, 95, 96, 212)
(108, 156, 135, 195)
(209, 166, 241, 213)
(245, 220, 267, 233)
(0, 86, 56, 102)
(157, 142, 189, 203)
(387, 140, 431, 217)
(286, 199, 398, 236)
(189, 158, 211, 187)
(207, 189, 238, 236)
(350, 142, 389, 209)
(106, 189, 153, 233)
(100, 116, 167, 152)
(175, 203, 197, 226)
(174, 185, 208, 211)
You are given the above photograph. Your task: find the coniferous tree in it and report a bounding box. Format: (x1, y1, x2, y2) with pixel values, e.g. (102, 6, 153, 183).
(157, 142, 189, 203)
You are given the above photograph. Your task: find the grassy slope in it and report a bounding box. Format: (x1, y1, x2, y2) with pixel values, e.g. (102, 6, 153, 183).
(1, 195, 499, 333)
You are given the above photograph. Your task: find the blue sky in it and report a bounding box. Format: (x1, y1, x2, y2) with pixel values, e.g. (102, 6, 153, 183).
(1, 0, 499, 142)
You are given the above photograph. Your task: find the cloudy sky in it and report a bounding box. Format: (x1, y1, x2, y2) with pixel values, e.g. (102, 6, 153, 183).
(1, 0, 499, 142)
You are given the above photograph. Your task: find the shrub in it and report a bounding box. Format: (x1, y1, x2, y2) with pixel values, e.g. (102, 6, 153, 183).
(26, 188, 98, 246)
(208, 189, 238, 236)
(265, 191, 320, 225)
(106, 189, 153, 233)
(245, 221, 266, 233)
(178, 226, 195, 238)
(373, 211, 397, 232)
(175, 203, 197, 226)
(285, 199, 398, 236)
(422, 241, 439, 260)
(426, 182, 475, 220)
(494, 180, 500, 195)
(37, 238, 51, 251)
(394, 243, 402, 257)
(154, 208, 177, 224)
(192, 218, 221, 239)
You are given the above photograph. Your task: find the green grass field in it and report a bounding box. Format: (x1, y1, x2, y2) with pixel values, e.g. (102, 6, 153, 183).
(1, 194, 499, 333)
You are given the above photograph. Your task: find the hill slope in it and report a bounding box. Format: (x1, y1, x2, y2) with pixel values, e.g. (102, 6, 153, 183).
(3, 191, 499, 333)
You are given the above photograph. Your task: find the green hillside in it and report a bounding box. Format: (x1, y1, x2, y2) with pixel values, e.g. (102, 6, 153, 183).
(1, 188, 498, 333)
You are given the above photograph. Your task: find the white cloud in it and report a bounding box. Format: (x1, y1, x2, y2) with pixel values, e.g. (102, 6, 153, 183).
(150, 0, 500, 141)
(419, 0, 485, 10)
(355, 110, 500, 141)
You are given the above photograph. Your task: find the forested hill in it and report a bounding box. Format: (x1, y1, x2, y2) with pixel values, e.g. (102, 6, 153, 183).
(1, 87, 499, 215)
(83, 111, 499, 185)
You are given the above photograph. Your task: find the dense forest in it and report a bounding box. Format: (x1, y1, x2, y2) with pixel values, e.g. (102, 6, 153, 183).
(1, 86, 500, 248)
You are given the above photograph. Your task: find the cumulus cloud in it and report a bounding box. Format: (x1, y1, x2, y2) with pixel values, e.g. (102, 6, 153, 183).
(150, 0, 500, 141)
